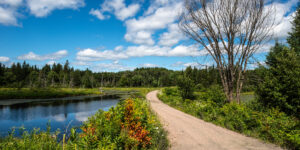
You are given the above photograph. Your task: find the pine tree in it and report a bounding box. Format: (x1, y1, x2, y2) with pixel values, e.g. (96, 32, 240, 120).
(256, 45, 300, 118)
(287, 4, 300, 53)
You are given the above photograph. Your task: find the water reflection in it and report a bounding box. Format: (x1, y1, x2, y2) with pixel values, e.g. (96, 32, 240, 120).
(0, 96, 119, 137)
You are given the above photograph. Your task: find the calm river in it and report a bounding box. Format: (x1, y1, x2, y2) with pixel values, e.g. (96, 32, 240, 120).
(0, 95, 119, 137)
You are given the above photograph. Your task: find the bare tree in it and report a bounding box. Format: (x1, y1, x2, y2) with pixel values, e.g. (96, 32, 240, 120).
(179, 0, 275, 103)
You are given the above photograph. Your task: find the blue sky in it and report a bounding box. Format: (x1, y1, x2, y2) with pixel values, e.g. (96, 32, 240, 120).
(0, 0, 298, 72)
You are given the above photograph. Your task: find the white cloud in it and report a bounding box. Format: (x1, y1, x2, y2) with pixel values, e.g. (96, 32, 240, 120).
(124, 31, 154, 45)
(27, 0, 85, 17)
(18, 50, 68, 61)
(171, 61, 184, 67)
(0, 56, 10, 62)
(47, 60, 56, 65)
(0, 0, 23, 7)
(159, 24, 185, 46)
(76, 48, 128, 61)
(93, 62, 133, 72)
(76, 44, 204, 61)
(171, 61, 214, 69)
(90, 0, 140, 21)
(140, 63, 158, 68)
(114, 45, 124, 51)
(269, 0, 298, 39)
(115, 3, 139, 21)
(256, 43, 274, 53)
(72, 61, 91, 66)
(126, 45, 199, 57)
(0, 5, 19, 26)
(124, 1, 183, 45)
(89, 9, 105, 20)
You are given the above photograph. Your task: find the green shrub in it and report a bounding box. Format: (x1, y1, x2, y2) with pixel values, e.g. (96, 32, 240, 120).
(200, 85, 226, 106)
(176, 76, 195, 100)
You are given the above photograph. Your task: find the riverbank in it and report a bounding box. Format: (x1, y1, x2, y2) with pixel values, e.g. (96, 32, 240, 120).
(0, 87, 161, 100)
(0, 88, 101, 100)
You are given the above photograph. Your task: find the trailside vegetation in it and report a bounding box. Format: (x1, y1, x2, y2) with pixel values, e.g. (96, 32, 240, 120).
(159, 87, 299, 149)
(0, 97, 168, 150)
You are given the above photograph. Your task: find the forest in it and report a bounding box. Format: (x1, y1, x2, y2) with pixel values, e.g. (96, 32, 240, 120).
(0, 60, 260, 91)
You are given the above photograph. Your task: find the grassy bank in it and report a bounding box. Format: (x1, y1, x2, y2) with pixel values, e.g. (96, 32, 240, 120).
(0, 88, 102, 99)
(158, 87, 299, 149)
(0, 89, 168, 149)
(0, 87, 161, 100)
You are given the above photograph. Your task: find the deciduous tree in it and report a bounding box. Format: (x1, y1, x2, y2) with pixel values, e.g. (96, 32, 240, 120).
(179, 0, 275, 103)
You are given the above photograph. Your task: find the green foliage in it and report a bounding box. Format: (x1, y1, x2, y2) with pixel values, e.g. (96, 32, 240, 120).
(0, 60, 229, 89)
(159, 88, 300, 149)
(177, 75, 195, 100)
(81, 69, 95, 88)
(256, 44, 300, 118)
(287, 4, 300, 53)
(200, 85, 226, 106)
(0, 97, 168, 150)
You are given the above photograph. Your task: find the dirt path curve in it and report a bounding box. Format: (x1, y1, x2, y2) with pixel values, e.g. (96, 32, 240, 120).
(146, 90, 282, 150)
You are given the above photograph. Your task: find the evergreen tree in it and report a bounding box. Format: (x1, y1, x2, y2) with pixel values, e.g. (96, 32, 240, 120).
(287, 3, 300, 53)
(256, 45, 300, 118)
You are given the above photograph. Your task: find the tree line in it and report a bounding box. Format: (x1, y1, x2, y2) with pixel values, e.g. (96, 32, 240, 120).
(0, 61, 230, 89)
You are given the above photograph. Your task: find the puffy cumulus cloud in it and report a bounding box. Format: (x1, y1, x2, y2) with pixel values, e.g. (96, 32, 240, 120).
(92, 62, 133, 72)
(0, 0, 23, 7)
(248, 61, 267, 69)
(124, 30, 154, 45)
(183, 62, 200, 67)
(17, 50, 68, 61)
(139, 63, 158, 68)
(269, 0, 298, 39)
(255, 43, 274, 53)
(76, 48, 128, 61)
(171, 61, 184, 67)
(47, 60, 56, 65)
(89, 9, 105, 20)
(27, 0, 85, 17)
(126, 45, 202, 57)
(76, 44, 204, 62)
(72, 61, 91, 66)
(114, 45, 124, 51)
(0, 0, 22, 26)
(171, 61, 214, 69)
(90, 0, 140, 21)
(168, 45, 201, 57)
(0, 56, 10, 62)
(159, 24, 185, 46)
(124, 1, 183, 45)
